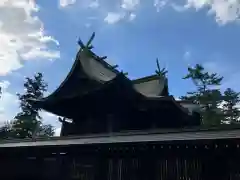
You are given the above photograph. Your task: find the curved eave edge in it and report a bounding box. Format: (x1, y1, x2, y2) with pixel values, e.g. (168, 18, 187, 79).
(159, 96, 190, 114)
(27, 98, 46, 108)
(28, 74, 190, 116)
(170, 96, 192, 115)
(132, 74, 160, 84)
(161, 96, 199, 115)
(145, 96, 191, 115)
(29, 73, 144, 111)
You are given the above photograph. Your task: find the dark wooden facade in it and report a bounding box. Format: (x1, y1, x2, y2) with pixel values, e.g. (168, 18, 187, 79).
(29, 42, 202, 136)
(1, 128, 240, 180)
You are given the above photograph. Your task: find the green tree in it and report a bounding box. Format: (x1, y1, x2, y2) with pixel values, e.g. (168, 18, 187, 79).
(0, 124, 10, 139)
(11, 73, 54, 138)
(0, 121, 14, 140)
(0, 86, 10, 140)
(181, 64, 224, 126)
(222, 88, 240, 124)
(37, 124, 55, 137)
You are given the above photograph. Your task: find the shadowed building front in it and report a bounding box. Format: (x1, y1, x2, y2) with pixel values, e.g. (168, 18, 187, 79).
(29, 44, 201, 136)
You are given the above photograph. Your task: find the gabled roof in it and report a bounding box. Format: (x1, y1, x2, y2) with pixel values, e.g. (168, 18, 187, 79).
(40, 47, 119, 101)
(30, 47, 169, 105)
(132, 74, 169, 97)
(28, 38, 198, 119)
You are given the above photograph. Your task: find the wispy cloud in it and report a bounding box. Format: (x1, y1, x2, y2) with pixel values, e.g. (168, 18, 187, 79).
(59, 0, 99, 8)
(153, 0, 240, 24)
(154, 0, 168, 12)
(129, 13, 136, 21)
(59, 0, 76, 7)
(183, 51, 191, 61)
(104, 12, 125, 24)
(104, 0, 140, 24)
(88, 0, 100, 8)
(59, 0, 240, 25)
(0, 0, 60, 76)
(60, 0, 140, 24)
(0, 81, 19, 126)
(179, 0, 240, 24)
(121, 0, 140, 10)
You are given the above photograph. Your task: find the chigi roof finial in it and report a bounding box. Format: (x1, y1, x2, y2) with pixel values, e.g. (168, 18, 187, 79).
(155, 58, 168, 78)
(78, 32, 95, 50)
(155, 58, 169, 96)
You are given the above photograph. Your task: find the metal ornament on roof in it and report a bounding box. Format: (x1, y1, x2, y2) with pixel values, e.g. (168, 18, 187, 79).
(155, 58, 168, 78)
(77, 32, 125, 74)
(155, 58, 169, 96)
(78, 32, 95, 50)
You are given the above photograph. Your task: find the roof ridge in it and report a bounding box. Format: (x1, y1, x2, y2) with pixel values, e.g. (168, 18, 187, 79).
(132, 74, 162, 84)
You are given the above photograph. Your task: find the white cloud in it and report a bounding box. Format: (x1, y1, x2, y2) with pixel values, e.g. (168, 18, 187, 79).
(171, 3, 188, 12)
(54, 127, 61, 136)
(184, 0, 208, 9)
(60, 0, 139, 23)
(59, 0, 99, 8)
(184, 0, 240, 24)
(0, 81, 19, 127)
(183, 51, 191, 60)
(88, 0, 99, 8)
(41, 111, 58, 124)
(0, 0, 59, 76)
(59, 0, 76, 7)
(104, 12, 125, 24)
(104, 0, 139, 24)
(154, 0, 168, 12)
(40, 111, 62, 136)
(129, 13, 136, 21)
(121, 0, 140, 10)
(21, 47, 60, 61)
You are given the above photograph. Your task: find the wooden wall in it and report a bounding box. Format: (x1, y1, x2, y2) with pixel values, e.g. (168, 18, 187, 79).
(1, 140, 240, 180)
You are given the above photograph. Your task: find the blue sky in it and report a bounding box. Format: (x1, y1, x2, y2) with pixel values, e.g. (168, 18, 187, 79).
(0, 0, 240, 135)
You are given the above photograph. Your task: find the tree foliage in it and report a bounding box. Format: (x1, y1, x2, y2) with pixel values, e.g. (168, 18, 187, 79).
(181, 64, 224, 126)
(0, 121, 14, 140)
(0, 124, 10, 140)
(38, 124, 55, 137)
(11, 73, 54, 138)
(222, 88, 240, 124)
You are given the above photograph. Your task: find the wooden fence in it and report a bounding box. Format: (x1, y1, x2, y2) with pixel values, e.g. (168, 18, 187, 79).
(1, 142, 240, 180)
